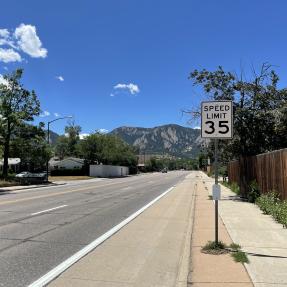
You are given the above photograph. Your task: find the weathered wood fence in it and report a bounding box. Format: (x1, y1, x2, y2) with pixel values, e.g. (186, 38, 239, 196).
(228, 148, 287, 200)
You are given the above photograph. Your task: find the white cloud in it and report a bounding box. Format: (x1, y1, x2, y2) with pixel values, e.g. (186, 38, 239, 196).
(39, 110, 50, 117)
(56, 75, 64, 82)
(0, 24, 47, 63)
(14, 24, 47, 58)
(0, 29, 9, 38)
(110, 93, 115, 97)
(0, 48, 21, 63)
(79, 133, 90, 139)
(113, 83, 140, 95)
(0, 29, 16, 48)
(0, 74, 8, 86)
(54, 112, 60, 117)
(194, 126, 201, 130)
(3, 66, 8, 70)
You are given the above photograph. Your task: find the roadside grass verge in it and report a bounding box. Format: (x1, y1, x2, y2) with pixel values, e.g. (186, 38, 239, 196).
(49, 176, 94, 181)
(0, 180, 20, 188)
(220, 181, 240, 195)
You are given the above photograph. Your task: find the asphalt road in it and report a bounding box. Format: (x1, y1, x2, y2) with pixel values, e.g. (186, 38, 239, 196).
(0, 171, 190, 287)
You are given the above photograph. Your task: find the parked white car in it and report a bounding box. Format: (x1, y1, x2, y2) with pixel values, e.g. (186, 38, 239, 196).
(15, 171, 32, 178)
(15, 172, 46, 178)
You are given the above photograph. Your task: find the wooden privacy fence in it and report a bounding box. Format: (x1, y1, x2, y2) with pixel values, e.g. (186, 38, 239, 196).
(228, 148, 287, 200)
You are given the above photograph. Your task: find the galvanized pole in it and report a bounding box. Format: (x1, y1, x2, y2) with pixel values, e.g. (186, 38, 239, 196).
(214, 139, 219, 245)
(46, 122, 50, 182)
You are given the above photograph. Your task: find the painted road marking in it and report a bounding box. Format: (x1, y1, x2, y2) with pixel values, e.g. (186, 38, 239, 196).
(28, 185, 176, 287)
(0, 173, 166, 206)
(31, 205, 68, 216)
(120, 187, 132, 191)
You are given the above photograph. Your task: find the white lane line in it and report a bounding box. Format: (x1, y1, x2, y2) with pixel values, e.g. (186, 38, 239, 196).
(120, 187, 132, 191)
(28, 185, 176, 287)
(31, 205, 67, 216)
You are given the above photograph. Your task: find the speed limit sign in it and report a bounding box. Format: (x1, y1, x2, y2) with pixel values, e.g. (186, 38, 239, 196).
(201, 101, 233, 139)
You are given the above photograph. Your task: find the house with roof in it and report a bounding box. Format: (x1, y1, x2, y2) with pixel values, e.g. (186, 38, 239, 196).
(0, 158, 21, 173)
(49, 157, 85, 170)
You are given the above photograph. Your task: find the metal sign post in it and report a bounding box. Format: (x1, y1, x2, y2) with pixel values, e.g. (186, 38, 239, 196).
(201, 100, 233, 245)
(214, 139, 219, 244)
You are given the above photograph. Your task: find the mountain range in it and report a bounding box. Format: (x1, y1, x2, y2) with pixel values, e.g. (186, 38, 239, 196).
(50, 124, 203, 158)
(110, 124, 203, 158)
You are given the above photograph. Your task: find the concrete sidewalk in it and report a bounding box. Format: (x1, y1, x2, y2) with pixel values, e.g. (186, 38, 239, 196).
(201, 173, 287, 287)
(189, 174, 253, 287)
(0, 182, 62, 192)
(48, 172, 198, 287)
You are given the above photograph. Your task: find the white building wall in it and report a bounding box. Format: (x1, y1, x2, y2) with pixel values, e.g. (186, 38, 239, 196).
(89, 165, 129, 177)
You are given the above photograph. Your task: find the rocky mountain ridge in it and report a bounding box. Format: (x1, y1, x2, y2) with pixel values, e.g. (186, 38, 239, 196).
(110, 124, 202, 157)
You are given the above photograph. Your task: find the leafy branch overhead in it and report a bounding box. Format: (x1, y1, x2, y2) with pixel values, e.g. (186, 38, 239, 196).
(189, 63, 287, 159)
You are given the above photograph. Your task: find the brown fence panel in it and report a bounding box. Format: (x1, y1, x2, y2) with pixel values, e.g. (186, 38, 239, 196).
(227, 160, 240, 184)
(228, 148, 287, 200)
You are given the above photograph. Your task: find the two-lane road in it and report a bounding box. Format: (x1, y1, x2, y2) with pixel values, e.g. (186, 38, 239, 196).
(0, 171, 190, 287)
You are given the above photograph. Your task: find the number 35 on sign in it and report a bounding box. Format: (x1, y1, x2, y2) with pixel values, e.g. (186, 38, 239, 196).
(201, 101, 233, 139)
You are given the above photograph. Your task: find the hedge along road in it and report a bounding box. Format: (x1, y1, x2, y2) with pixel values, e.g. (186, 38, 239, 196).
(0, 171, 190, 287)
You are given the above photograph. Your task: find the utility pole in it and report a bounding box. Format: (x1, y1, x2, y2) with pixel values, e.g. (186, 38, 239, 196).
(46, 116, 72, 181)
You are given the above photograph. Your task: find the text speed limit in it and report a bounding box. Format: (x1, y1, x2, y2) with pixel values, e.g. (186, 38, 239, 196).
(201, 101, 233, 139)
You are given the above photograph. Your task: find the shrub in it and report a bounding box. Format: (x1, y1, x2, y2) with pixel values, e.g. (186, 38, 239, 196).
(256, 191, 279, 214)
(256, 191, 287, 228)
(220, 181, 240, 195)
(231, 182, 240, 195)
(273, 201, 287, 228)
(247, 180, 260, 203)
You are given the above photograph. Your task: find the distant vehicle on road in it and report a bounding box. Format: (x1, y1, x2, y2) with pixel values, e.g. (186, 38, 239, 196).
(161, 168, 168, 173)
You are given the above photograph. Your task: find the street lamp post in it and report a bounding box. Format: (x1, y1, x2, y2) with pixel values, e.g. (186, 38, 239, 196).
(46, 116, 72, 181)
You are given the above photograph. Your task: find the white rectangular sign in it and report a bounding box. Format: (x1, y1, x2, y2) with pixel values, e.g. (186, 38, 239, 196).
(212, 184, 221, 200)
(201, 101, 233, 139)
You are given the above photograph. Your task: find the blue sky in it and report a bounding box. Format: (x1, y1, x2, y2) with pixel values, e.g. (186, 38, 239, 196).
(1, 0, 287, 135)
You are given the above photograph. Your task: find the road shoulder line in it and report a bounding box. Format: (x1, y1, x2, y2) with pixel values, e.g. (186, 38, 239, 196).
(28, 185, 176, 287)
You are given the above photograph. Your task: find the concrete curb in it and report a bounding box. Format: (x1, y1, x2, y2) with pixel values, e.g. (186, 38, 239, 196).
(0, 182, 66, 193)
(186, 182, 198, 286)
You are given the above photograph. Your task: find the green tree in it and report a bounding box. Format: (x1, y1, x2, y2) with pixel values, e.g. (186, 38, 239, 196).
(0, 69, 40, 177)
(65, 122, 81, 156)
(10, 123, 52, 171)
(54, 122, 81, 159)
(78, 132, 103, 164)
(78, 133, 137, 168)
(189, 64, 287, 159)
(54, 136, 70, 159)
